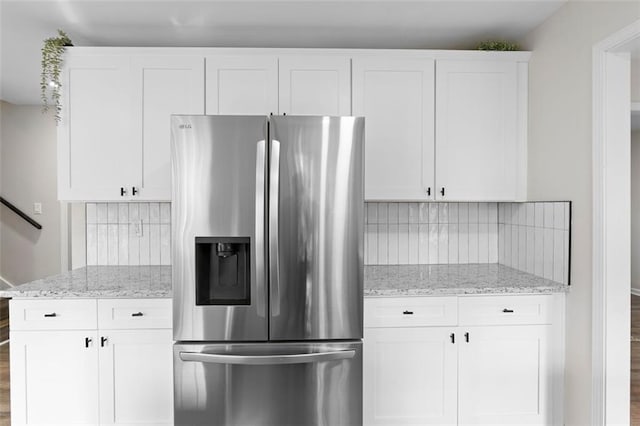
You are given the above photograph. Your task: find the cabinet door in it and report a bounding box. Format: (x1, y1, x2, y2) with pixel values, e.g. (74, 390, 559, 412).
(205, 56, 278, 115)
(58, 55, 136, 201)
(279, 56, 351, 115)
(435, 60, 519, 201)
(353, 58, 435, 200)
(132, 56, 204, 200)
(98, 329, 173, 425)
(458, 325, 551, 425)
(363, 327, 457, 425)
(10, 330, 99, 425)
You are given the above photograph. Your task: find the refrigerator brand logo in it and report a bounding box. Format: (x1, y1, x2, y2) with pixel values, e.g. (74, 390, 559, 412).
(179, 124, 192, 129)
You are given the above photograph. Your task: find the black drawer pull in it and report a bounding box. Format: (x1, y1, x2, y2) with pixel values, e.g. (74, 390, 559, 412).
(464, 332, 470, 343)
(403, 310, 414, 315)
(43, 313, 57, 318)
(131, 312, 144, 317)
(502, 309, 514, 313)
(101, 336, 108, 347)
(85, 337, 92, 348)
(450, 333, 455, 344)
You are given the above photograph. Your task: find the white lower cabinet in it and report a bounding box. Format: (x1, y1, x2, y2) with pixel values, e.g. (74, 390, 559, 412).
(364, 295, 562, 426)
(9, 299, 173, 426)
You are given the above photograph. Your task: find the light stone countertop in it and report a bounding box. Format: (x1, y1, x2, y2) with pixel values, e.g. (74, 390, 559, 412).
(0, 266, 171, 299)
(364, 264, 568, 296)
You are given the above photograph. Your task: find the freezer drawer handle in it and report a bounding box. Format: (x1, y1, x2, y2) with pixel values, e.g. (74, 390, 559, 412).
(502, 309, 514, 313)
(43, 313, 57, 318)
(131, 312, 144, 317)
(179, 350, 356, 366)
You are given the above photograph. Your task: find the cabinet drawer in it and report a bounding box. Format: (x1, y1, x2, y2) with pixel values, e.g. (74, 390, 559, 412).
(458, 295, 553, 326)
(10, 299, 97, 331)
(98, 299, 171, 329)
(364, 297, 458, 327)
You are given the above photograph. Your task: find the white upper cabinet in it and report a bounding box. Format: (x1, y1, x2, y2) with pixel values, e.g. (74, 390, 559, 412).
(279, 56, 351, 115)
(205, 56, 278, 115)
(353, 58, 436, 201)
(435, 60, 522, 201)
(58, 55, 136, 201)
(133, 56, 204, 200)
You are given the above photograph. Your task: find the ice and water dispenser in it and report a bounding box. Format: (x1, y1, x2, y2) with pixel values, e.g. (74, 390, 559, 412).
(195, 237, 250, 305)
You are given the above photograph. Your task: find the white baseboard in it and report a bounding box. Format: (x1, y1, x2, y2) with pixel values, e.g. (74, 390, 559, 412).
(631, 288, 640, 296)
(0, 276, 14, 288)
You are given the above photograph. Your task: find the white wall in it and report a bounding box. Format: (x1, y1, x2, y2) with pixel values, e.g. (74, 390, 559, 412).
(520, 2, 640, 424)
(633, 57, 640, 102)
(0, 101, 61, 284)
(632, 131, 640, 293)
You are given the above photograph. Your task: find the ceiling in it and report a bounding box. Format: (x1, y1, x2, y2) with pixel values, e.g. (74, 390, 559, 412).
(0, 0, 567, 105)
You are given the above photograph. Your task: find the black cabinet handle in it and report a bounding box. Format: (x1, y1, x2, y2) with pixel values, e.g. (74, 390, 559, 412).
(132, 187, 138, 196)
(120, 187, 127, 196)
(131, 312, 144, 317)
(426, 187, 431, 196)
(43, 312, 57, 318)
(464, 332, 470, 343)
(85, 337, 92, 348)
(100, 336, 108, 347)
(440, 187, 445, 197)
(502, 309, 514, 313)
(450, 333, 455, 344)
(402, 310, 413, 315)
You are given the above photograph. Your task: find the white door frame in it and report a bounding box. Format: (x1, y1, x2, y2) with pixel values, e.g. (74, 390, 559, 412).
(592, 18, 640, 425)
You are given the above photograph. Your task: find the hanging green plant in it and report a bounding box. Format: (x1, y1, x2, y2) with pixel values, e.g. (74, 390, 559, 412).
(41, 29, 73, 123)
(476, 40, 520, 51)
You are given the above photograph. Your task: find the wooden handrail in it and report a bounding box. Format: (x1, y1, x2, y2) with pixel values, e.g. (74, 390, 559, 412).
(0, 197, 42, 230)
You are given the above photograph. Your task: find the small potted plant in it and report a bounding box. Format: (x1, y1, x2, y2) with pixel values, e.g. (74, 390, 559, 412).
(41, 29, 73, 123)
(476, 40, 520, 51)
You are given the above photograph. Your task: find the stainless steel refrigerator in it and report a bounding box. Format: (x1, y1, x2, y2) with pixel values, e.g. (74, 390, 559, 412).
(171, 115, 364, 426)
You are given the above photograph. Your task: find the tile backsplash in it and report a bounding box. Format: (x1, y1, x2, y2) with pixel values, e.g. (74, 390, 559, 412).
(498, 202, 571, 285)
(86, 203, 171, 266)
(365, 202, 499, 266)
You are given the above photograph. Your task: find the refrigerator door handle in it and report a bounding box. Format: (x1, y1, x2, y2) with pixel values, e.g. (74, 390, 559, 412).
(269, 139, 281, 316)
(255, 139, 266, 317)
(179, 349, 355, 365)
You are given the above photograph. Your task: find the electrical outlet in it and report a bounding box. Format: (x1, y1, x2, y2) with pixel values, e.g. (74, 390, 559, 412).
(135, 220, 143, 237)
(33, 203, 42, 215)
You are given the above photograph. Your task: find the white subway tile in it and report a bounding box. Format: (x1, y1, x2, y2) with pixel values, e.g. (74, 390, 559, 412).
(118, 224, 129, 265)
(468, 224, 479, 263)
(510, 223, 518, 268)
(504, 203, 511, 225)
(97, 203, 108, 224)
(366, 224, 377, 264)
(553, 203, 564, 230)
(149, 224, 161, 264)
(409, 203, 420, 224)
(534, 203, 544, 227)
(86, 224, 97, 265)
(526, 203, 535, 227)
(419, 203, 429, 223)
(439, 203, 449, 224)
(366, 203, 377, 224)
(86, 203, 97, 224)
(448, 224, 459, 264)
(418, 224, 429, 264)
(510, 203, 519, 225)
(478, 203, 488, 224)
(438, 224, 449, 263)
(498, 224, 505, 264)
(498, 203, 505, 224)
(429, 203, 439, 224)
(378, 224, 388, 265)
(543, 228, 554, 280)
(398, 224, 409, 264)
(139, 203, 150, 224)
(504, 225, 512, 267)
(458, 223, 469, 264)
(388, 224, 399, 264)
(398, 203, 409, 224)
(449, 203, 459, 224)
(129, 203, 140, 223)
(544, 203, 554, 229)
(478, 223, 489, 263)
(428, 224, 439, 264)
(107, 225, 118, 265)
(140, 224, 150, 265)
(534, 228, 544, 276)
(118, 203, 129, 223)
(526, 227, 535, 274)
(564, 230, 570, 284)
(97, 224, 108, 264)
(149, 203, 160, 224)
(518, 226, 527, 270)
(108, 204, 118, 224)
(469, 203, 479, 224)
(564, 203, 571, 231)
(128, 225, 140, 266)
(160, 224, 171, 265)
(160, 203, 171, 224)
(458, 203, 469, 224)
(488, 223, 498, 263)
(409, 224, 419, 264)
(553, 229, 564, 282)
(488, 203, 497, 224)
(518, 204, 526, 226)
(378, 203, 388, 224)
